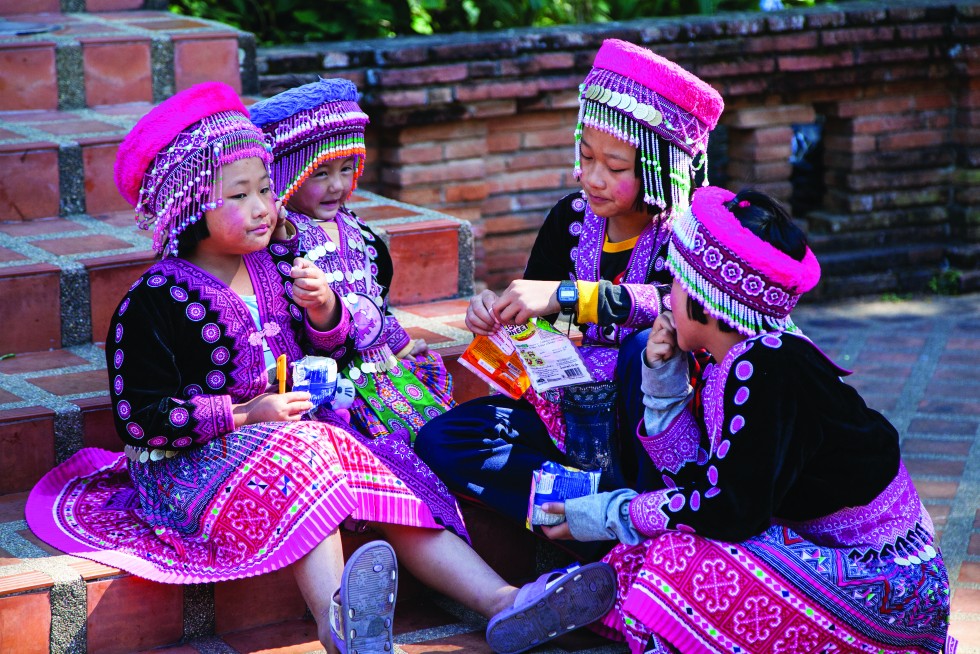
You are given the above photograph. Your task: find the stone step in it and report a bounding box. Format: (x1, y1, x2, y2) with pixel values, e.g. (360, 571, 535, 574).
(2, 0, 164, 17)
(0, 190, 473, 355)
(0, 490, 547, 654)
(0, 300, 486, 495)
(0, 10, 251, 113)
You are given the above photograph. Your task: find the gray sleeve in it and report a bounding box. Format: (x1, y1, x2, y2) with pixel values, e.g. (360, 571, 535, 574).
(564, 489, 644, 545)
(641, 352, 695, 435)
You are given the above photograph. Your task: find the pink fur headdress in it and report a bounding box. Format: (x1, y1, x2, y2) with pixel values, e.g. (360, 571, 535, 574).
(114, 81, 272, 256)
(666, 186, 821, 335)
(575, 39, 724, 212)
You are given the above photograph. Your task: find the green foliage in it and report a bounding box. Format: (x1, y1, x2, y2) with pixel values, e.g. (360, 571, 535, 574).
(928, 269, 962, 296)
(169, 0, 821, 44)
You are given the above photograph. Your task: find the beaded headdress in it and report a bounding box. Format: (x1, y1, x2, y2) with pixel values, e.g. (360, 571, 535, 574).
(249, 78, 369, 203)
(114, 82, 273, 257)
(666, 186, 821, 336)
(576, 39, 724, 212)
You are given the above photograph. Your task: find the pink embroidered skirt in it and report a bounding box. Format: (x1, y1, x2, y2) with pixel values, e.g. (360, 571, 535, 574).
(27, 420, 448, 584)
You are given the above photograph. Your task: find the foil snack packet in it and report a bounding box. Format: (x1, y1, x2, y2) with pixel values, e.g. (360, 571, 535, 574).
(526, 461, 601, 528)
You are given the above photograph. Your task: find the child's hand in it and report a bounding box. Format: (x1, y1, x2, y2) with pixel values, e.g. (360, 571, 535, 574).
(234, 391, 313, 426)
(466, 289, 501, 335)
(291, 258, 340, 329)
(493, 280, 561, 326)
(539, 502, 574, 540)
(645, 311, 678, 366)
(271, 196, 290, 240)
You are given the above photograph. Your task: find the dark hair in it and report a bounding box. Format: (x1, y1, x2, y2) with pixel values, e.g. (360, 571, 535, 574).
(723, 189, 808, 262)
(631, 137, 708, 216)
(173, 217, 210, 257)
(686, 188, 808, 330)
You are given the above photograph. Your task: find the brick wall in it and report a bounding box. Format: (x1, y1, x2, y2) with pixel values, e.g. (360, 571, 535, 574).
(258, 0, 980, 296)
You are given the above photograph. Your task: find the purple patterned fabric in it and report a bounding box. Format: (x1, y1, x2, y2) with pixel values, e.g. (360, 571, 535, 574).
(774, 463, 929, 555)
(637, 407, 699, 475)
(622, 284, 663, 330)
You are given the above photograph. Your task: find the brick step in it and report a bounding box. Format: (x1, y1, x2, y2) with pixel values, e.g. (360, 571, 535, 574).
(0, 490, 547, 654)
(0, 10, 249, 113)
(1, 0, 164, 17)
(0, 190, 473, 355)
(0, 301, 486, 495)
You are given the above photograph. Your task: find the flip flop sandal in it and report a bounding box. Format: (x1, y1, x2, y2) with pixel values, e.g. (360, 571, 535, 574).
(485, 561, 617, 654)
(329, 540, 398, 654)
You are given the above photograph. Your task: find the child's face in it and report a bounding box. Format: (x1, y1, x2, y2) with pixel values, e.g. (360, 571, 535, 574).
(288, 157, 356, 222)
(578, 126, 642, 223)
(199, 157, 276, 257)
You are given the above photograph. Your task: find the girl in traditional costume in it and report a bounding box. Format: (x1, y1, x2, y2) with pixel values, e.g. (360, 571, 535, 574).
(26, 81, 617, 654)
(249, 78, 454, 448)
(543, 187, 954, 654)
(415, 39, 725, 538)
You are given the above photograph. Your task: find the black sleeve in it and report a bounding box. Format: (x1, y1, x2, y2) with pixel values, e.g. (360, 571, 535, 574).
(107, 283, 235, 450)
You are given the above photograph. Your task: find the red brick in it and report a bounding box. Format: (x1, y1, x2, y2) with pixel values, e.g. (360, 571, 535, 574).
(87, 577, 183, 654)
(494, 111, 572, 134)
(727, 160, 793, 183)
(897, 23, 946, 40)
(0, 145, 60, 221)
(375, 89, 428, 107)
(444, 182, 489, 203)
(375, 64, 468, 86)
(386, 223, 459, 305)
(215, 568, 306, 634)
(398, 122, 485, 145)
(382, 158, 485, 186)
(392, 187, 442, 206)
(0, 44, 58, 111)
(464, 99, 517, 119)
(960, 562, 980, 584)
(82, 41, 153, 106)
(828, 96, 916, 118)
(728, 126, 795, 147)
(522, 127, 574, 149)
(82, 251, 156, 345)
(725, 105, 816, 128)
(456, 80, 540, 103)
(698, 58, 776, 78)
(174, 38, 241, 93)
(380, 144, 444, 165)
(0, 590, 51, 653)
(487, 131, 521, 153)
(877, 130, 946, 151)
(777, 51, 854, 72)
(0, 407, 56, 494)
(505, 149, 569, 172)
(819, 26, 895, 46)
(727, 144, 793, 162)
(444, 138, 487, 160)
(744, 32, 820, 53)
(82, 140, 131, 214)
(0, 263, 61, 353)
(486, 170, 563, 195)
(823, 134, 877, 154)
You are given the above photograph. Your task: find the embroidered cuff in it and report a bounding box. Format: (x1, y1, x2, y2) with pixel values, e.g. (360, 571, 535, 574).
(577, 281, 600, 325)
(638, 406, 700, 474)
(629, 489, 672, 537)
(384, 317, 412, 355)
(190, 394, 235, 446)
(306, 302, 353, 355)
(623, 283, 662, 329)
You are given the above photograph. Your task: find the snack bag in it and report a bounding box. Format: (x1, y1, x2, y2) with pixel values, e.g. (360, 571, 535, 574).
(526, 461, 601, 528)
